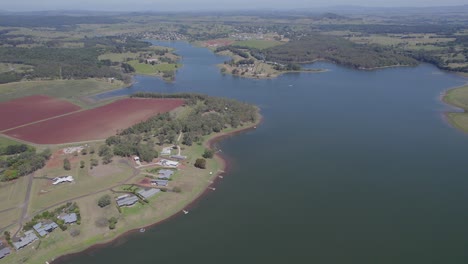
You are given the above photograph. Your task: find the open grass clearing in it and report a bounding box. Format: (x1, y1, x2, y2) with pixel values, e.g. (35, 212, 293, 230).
(447, 113, 468, 133)
(444, 85, 468, 110)
(0, 79, 126, 108)
(0, 176, 29, 211)
(28, 157, 133, 215)
(0, 135, 22, 149)
(128, 60, 180, 75)
(0, 208, 21, 230)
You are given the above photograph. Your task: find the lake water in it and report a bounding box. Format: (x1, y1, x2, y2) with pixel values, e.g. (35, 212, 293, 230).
(60, 41, 468, 264)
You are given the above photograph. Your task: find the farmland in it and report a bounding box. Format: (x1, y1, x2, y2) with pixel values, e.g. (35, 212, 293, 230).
(0, 95, 81, 131)
(0, 79, 127, 108)
(3, 98, 184, 144)
(444, 85, 468, 133)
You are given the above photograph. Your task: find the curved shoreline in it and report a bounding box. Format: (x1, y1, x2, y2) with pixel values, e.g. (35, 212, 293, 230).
(52, 113, 262, 264)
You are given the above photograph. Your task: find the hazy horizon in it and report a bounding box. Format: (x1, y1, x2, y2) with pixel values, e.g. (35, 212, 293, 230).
(2, 0, 467, 12)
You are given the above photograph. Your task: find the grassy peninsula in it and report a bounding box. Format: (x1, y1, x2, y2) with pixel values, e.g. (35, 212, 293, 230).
(444, 85, 468, 133)
(0, 93, 260, 264)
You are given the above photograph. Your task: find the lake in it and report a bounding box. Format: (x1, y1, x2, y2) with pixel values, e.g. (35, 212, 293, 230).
(59, 41, 468, 264)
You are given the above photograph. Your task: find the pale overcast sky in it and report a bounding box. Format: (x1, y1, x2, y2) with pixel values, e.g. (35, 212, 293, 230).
(2, 0, 467, 11)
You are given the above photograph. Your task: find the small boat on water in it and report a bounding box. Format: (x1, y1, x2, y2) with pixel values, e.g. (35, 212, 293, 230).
(183, 210, 189, 214)
(140, 228, 146, 233)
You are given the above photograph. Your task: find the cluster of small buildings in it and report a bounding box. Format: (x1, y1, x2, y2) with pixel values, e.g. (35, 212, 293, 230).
(116, 188, 161, 207)
(9, 212, 78, 252)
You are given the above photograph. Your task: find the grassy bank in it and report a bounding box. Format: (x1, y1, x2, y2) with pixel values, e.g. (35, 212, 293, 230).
(443, 85, 468, 133)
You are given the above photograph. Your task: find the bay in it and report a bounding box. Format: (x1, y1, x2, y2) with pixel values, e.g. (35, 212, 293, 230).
(60, 41, 468, 264)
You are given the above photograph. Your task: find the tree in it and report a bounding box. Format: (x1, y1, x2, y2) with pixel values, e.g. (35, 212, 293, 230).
(98, 194, 111, 208)
(63, 158, 71, 170)
(98, 145, 111, 157)
(108, 217, 118, 229)
(81, 148, 87, 155)
(194, 158, 207, 169)
(202, 149, 214, 159)
(102, 152, 113, 164)
(90, 158, 99, 168)
(80, 160, 85, 168)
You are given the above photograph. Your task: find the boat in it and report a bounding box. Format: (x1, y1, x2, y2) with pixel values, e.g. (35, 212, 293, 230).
(183, 210, 189, 214)
(139, 228, 145, 233)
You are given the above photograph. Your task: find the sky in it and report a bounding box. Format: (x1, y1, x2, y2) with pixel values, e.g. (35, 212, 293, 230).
(2, 0, 467, 12)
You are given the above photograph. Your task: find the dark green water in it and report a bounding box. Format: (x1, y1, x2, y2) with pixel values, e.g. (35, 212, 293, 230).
(58, 42, 468, 264)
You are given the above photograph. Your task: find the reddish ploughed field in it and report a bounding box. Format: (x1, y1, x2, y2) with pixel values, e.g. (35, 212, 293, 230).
(4, 98, 184, 144)
(0, 95, 81, 131)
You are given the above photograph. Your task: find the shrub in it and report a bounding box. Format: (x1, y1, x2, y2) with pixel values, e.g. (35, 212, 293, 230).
(98, 194, 111, 208)
(202, 149, 214, 159)
(63, 158, 71, 170)
(194, 158, 206, 169)
(108, 217, 118, 230)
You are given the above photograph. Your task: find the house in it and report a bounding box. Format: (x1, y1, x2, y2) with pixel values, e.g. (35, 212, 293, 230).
(157, 169, 174, 179)
(161, 147, 172, 156)
(170, 155, 187, 160)
(116, 195, 139, 207)
(133, 156, 140, 161)
(12, 230, 38, 250)
(58, 213, 77, 224)
(0, 246, 10, 259)
(157, 159, 179, 167)
(52, 176, 74, 185)
(33, 221, 59, 237)
(137, 188, 160, 199)
(151, 179, 169, 187)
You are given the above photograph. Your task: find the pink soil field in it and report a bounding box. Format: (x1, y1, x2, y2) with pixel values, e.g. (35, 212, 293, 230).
(4, 98, 184, 144)
(0, 95, 81, 131)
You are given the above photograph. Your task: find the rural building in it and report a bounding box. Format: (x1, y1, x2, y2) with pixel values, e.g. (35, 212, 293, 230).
(170, 155, 187, 160)
(58, 213, 77, 224)
(52, 176, 74, 185)
(12, 230, 38, 250)
(151, 179, 169, 187)
(137, 188, 160, 199)
(133, 156, 140, 161)
(33, 221, 59, 237)
(116, 195, 139, 207)
(161, 146, 172, 155)
(158, 169, 174, 179)
(157, 159, 179, 167)
(0, 246, 10, 259)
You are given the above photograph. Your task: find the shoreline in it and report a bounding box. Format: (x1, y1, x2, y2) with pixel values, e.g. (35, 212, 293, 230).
(51, 112, 262, 264)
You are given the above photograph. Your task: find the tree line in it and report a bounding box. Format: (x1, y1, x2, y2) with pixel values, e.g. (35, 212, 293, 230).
(0, 146, 51, 181)
(103, 93, 257, 160)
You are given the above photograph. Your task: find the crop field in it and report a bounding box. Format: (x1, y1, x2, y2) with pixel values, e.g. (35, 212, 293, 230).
(128, 60, 180, 75)
(0, 95, 81, 131)
(4, 98, 184, 144)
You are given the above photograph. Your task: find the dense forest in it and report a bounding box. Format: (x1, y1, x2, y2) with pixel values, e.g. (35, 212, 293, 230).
(0, 144, 51, 181)
(263, 34, 418, 69)
(0, 37, 151, 84)
(104, 93, 258, 161)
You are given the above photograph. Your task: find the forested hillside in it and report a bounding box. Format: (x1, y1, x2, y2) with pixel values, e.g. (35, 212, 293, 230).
(263, 34, 418, 69)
